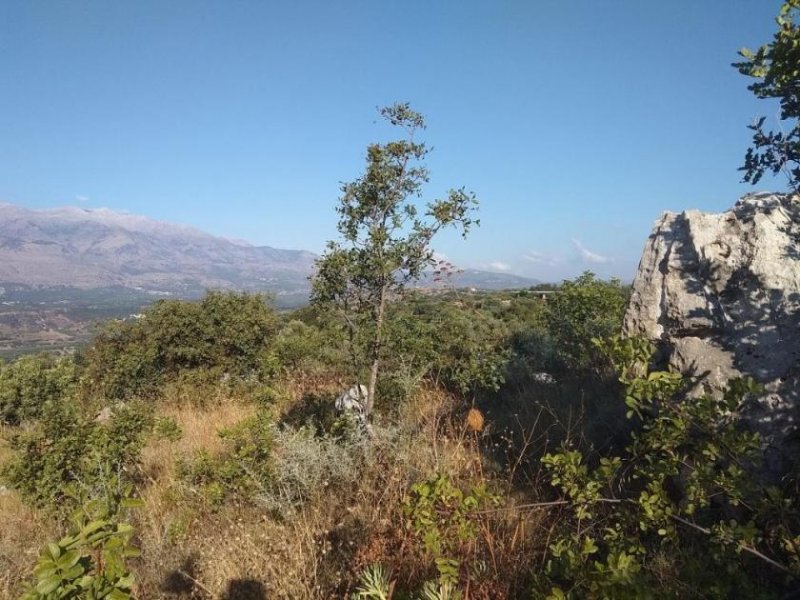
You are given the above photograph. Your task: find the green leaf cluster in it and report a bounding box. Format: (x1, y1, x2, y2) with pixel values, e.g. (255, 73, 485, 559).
(351, 563, 463, 600)
(153, 415, 183, 441)
(734, 1, 800, 191)
(544, 272, 628, 373)
(537, 336, 800, 598)
(22, 488, 142, 600)
(403, 474, 500, 586)
(382, 293, 510, 398)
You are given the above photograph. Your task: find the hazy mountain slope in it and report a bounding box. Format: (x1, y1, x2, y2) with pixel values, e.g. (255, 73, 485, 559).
(0, 203, 538, 296)
(0, 203, 316, 294)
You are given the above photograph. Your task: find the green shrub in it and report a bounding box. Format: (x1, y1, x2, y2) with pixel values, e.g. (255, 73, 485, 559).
(82, 291, 279, 400)
(384, 295, 510, 397)
(265, 425, 365, 513)
(544, 272, 628, 374)
(506, 326, 561, 376)
(78, 318, 159, 400)
(153, 416, 183, 441)
(0, 354, 77, 425)
(403, 474, 500, 586)
(2, 401, 153, 509)
(178, 409, 274, 505)
(535, 336, 800, 598)
(273, 319, 329, 373)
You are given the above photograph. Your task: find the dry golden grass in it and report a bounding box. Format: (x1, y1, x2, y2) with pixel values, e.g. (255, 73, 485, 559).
(139, 400, 257, 481)
(0, 425, 40, 597)
(0, 484, 52, 598)
(466, 408, 485, 433)
(128, 386, 468, 598)
(131, 388, 364, 598)
(135, 399, 264, 592)
(2, 383, 551, 599)
(139, 507, 327, 599)
(0, 423, 13, 466)
(0, 400, 264, 599)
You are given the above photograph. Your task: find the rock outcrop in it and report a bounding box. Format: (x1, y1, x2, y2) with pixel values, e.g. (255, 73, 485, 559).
(624, 192, 800, 470)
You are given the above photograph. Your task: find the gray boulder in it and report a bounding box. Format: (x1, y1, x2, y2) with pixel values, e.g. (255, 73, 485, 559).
(94, 406, 114, 423)
(335, 384, 368, 417)
(623, 192, 800, 471)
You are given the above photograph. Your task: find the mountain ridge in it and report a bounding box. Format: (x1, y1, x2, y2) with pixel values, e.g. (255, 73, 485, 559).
(0, 203, 316, 294)
(0, 202, 538, 295)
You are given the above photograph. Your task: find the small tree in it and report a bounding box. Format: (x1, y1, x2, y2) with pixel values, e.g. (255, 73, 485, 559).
(734, 0, 800, 193)
(311, 103, 478, 418)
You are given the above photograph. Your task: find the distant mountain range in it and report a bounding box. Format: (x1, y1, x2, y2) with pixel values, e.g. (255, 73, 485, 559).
(0, 202, 537, 299)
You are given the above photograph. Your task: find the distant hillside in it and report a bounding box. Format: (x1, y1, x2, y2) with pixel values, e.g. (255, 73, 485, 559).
(0, 202, 540, 357)
(0, 203, 315, 296)
(0, 202, 538, 296)
(417, 269, 539, 291)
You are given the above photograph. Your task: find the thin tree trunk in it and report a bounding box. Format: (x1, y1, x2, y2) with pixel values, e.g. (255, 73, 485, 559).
(366, 284, 387, 417)
(342, 309, 361, 393)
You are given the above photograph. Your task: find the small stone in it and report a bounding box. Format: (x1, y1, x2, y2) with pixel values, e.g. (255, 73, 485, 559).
(94, 406, 114, 423)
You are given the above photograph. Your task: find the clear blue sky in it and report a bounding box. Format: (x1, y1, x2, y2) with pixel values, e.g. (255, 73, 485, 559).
(0, 0, 787, 282)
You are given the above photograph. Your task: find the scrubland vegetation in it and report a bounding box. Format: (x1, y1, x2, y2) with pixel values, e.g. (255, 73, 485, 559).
(2, 5, 799, 594)
(0, 274, 797, 599)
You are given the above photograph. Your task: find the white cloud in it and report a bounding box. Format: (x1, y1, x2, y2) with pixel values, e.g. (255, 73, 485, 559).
(75, 194, 89, 203)
(571, 239, 610, 264)
(488, 261, 511, 271)
(521, 251, 560, 267)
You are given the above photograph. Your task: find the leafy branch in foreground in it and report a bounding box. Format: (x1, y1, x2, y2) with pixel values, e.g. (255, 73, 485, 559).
(22, 484, 142, 600)
(734, 0, 800, 192)
(536, 336, 800, 598)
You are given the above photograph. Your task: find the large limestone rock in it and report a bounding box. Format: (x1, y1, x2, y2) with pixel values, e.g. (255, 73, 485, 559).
(624, 192, 800, 469)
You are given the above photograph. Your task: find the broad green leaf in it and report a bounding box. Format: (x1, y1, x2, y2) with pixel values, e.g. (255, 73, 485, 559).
(35, 576, 61, 595)
(46, 542, 61, 560)
(116, 573, 135, 589)
(105, 537, 123, 550)
(107, 588, 131, 600)
(116, 523, 134, 534)
(120, 498, 144, 509)
(33, 563, 58, 578)
(82, 519, 109, 536)
(56, 548, 82, 570)
(63, 564, 85, 579)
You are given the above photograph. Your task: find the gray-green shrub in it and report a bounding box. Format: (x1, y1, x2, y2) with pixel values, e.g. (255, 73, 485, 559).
(0, 354, 77, 425)
(2, 400, 153, 509)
